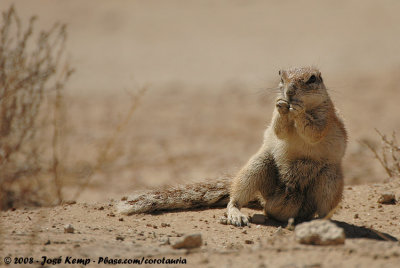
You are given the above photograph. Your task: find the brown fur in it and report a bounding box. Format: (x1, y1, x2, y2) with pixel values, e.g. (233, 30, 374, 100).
(117, 67, 347, 227)
(227, 66, 347, 226)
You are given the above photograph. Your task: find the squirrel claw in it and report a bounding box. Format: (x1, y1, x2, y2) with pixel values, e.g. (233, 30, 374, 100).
(276, 99, 290, 114)
(227, 210, 250, 227)
(289, 101, 305, 115)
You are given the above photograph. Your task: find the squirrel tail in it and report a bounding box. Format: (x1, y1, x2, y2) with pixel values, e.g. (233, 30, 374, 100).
(116, 177, 231, 215)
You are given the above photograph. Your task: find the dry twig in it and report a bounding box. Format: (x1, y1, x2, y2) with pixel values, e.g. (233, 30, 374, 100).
(364, 129, 400, 179)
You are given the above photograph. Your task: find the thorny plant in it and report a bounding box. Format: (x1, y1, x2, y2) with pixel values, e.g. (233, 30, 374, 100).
(0, 5, 73, 209)
(365, 129, 400, 179)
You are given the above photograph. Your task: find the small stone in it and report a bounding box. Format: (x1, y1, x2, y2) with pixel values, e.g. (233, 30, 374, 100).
(61, 200, 76, 205)
(295, 220, 345, 245)
(121, 196, 128, 201)
(98, 206, 104, 210)
(64, 224, 74, 234)
(251, 214, 266, 224)
(161, 222, 170, 227)
(274, 226, 283, 236)
(107, 212, 115, 217)
(172, 231, 184, 237)
(245, 239, 254, 244)
(286, 218, 295, 231)
(118, 218, 124, 221)
(160, 237, 170, 245)
(378, 192, 396, 204)
(354, 213, 359, 219)
(172, 234, 202, 249)
(116, 235, 125, 241)
(219, 216, 228, 225)
(44, 240, 51, 245)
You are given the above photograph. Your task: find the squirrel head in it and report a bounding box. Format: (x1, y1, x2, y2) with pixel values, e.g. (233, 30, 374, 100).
(278, 66, 330, 108)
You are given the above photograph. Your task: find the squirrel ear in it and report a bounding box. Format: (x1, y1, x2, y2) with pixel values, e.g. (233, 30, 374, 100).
(279, 70, 288, 80)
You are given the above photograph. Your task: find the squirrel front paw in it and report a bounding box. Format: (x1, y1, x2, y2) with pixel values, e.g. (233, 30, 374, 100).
(276, 99, 290, 114)
(227, 208, 250, 227)
(289, 100, 305, 116)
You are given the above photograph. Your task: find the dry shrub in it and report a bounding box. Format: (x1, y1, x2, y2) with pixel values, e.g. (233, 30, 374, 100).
(365, 130, 400, 180)
(0, 5, 73, 209)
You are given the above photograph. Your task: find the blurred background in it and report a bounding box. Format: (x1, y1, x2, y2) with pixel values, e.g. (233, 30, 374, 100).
(1, 0, 400, 205)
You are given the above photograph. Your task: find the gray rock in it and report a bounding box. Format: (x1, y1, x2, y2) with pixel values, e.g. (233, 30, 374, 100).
(172, 234, 202, 249)
(295, 220, 345, 245)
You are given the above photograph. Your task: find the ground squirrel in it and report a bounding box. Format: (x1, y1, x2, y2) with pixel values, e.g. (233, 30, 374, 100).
(117, 67, 347, 227)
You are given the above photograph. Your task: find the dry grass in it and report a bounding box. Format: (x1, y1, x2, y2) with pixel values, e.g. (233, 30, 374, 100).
(71, 86, 148, 200)
(0, 5, 73, 209)
(365, 130, 400, 180)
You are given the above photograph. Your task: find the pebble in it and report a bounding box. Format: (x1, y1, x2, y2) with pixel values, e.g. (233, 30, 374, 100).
(116, 235, 125, 241)
(159, 237, 170, 245)
(61, 200, 76, 205)
(251, 214, 266, 224)
(64, 224, 74, 234)
(378, 192, 396, 204)
(295, 220, 345, 245)
(172, 234, 202, 249)
(286, 218, 295, 231)
(219, 216, 228, 225)
(274, 226, 283, 236)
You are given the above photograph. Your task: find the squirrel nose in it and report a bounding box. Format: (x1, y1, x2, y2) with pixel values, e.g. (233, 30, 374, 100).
(286, 85, 296, 97)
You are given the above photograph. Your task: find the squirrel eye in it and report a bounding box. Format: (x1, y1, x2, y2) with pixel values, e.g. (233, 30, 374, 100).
(306, 75, 317, 84)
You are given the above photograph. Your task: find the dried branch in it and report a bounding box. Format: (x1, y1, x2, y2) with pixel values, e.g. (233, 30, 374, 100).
(364, 129, 400, 180)
(0, 5, 73, 209)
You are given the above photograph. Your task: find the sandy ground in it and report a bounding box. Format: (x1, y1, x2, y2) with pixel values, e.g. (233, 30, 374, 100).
(1, 1, 400, 267)
(1, 183, 400, 267)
